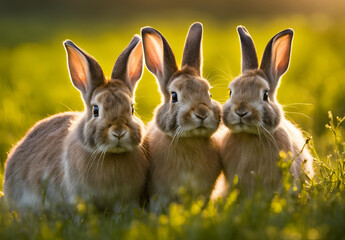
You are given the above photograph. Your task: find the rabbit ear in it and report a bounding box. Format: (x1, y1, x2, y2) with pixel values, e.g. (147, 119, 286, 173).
(260, 29, 294, 93)
(141, 27, 178, 96)
(181, 22, 203, 76)
(237, 26, 258, 73)
(111, 35, 143, 93)
(64, 40, 106, 100)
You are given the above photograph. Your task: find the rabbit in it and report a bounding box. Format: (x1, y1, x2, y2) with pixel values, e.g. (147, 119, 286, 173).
(220, 26, 314, 196)
(3, 35, 149, 213)
(141, 22, 222, 212)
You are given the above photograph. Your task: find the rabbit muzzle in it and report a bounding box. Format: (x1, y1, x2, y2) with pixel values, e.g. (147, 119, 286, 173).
(223, 101, 262, 134)
(193, 104, 210, 124)
(177, 103, 219, 137)
(103, 125, 132, 153)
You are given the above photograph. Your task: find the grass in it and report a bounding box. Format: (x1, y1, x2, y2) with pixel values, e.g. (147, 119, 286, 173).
(0, 114, 344, 239)
(1, 15, 345, 239)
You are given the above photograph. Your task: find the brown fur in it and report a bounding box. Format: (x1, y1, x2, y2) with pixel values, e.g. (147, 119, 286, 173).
(3, 36, 149, 212)
(4, 113, 74, 210)
(142, 23, 222, 211)
(63, 112, 148, 210)
(146, 122, 221, 209)
(220, 27, 314, 195)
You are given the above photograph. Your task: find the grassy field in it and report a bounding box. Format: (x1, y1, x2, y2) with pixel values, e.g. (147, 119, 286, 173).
(1, 15, 345, 239)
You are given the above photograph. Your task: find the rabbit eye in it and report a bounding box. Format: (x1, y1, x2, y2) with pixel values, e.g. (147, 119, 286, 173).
(171, 92, 178, 103)
(209, 91, 212, 98)
(263, 90, 269, 101)
(229, 90, 232, 97)
(93, 105, 99, 117)
(131, 104, 134, 115)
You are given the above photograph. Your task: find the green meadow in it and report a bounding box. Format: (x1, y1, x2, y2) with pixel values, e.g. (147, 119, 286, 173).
(1, 15, 345, 239)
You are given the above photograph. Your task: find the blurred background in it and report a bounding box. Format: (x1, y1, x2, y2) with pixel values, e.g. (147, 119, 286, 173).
(1, 0, 345, 168)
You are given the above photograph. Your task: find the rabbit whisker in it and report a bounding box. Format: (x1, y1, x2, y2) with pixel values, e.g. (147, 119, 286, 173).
(219, 55, 234, 78)
(283, 102, 313, 106)
(258, 123, 277, 150)
(284, 111, 311, 120)
(100, 149, 107, 184)
(77, 147, 101, 184)
(168, 126, 182, 160)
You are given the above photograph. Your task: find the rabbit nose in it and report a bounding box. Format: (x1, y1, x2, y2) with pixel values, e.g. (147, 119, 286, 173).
(194, 104, 209, 120)
(194, 112, 208, 120)
(112, 130, 127, 139)
(235, 110, 248, 118)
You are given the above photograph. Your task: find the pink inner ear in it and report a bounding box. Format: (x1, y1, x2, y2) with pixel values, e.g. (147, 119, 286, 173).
(273, 35, 291, 77)
(144, 33, 164, 76)
(67, 46, 88, 92)
(127, 41, 143, 86)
